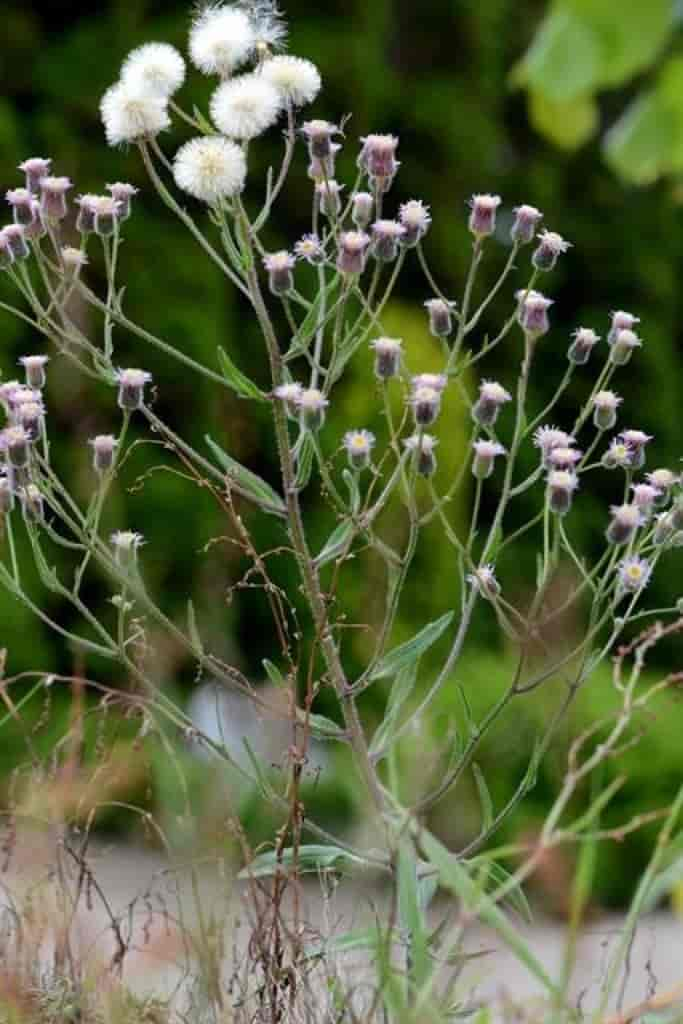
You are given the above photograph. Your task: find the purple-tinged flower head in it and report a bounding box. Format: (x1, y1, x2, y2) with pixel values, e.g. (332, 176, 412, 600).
(592, 390, 622, 431)
(18, 157, 51, 193)
(359, 134, 399, 184)
(263, 250, 296, 296)
(0, 380, 21, 415)
(370, 337, 402, 380)
(617, 556, 651, 594)
(39, 176, 72, 222)
(343, 429, 375, 470)
(468, 193, 501, 238)
(602, 438, 633, 471)
(371, 219, 405, 263)
(424, 298, 456, 339)
(6, 188, 35, 228)
(1, 225, 29, 262)
(472, 439, 506, 480)
(106, 182, 139, 222)
(88, 196, 121, 237)
(296, 387, 329, 431)
(0, 473, 13, 515)
(336, 231, 370, 276)
(653, 511, 676, 546)
(307, 144, 341, 182)
(302, 119, 339, 160)
(404, 433, 438, 477)
(273, 382, 304, 420)
(115, 368, 152, 412)
(606, 503, 644, 545)
(17, 400, 43, 442)
(646, 468, 679, 502)
(472, 379, 512, 427)
(24, 200, 45, 241)
(609, 328, 642, 367)
(533, 426, 575, 468)
(631, 483, 661, 513)
(111, 529, 144, 568)
(608, 310, 640, 346)
(89, 434, 118, 476)
(399, 199, 431, 247)
(0, 233, 13, 271)
(568, 327, 600, 366)
(1, 425, 31, 469)
(315, 178, 343, 218)
(510, 204, 542, 245)
(75, 195, 99, 235)
(547, 469, 579, 516)
(294, 233, 324, 266)
(61, 246, 88, 277)
(467, 563, 501, 599)
(547, 446, 583, 471)
(351, 192, 374, 230)
(411, 373, 448, 393)
(619, 429, 653, 470)
(19, 484, 44, 524)
(519, 290, 553, 338)
(410, 385, 442, 427)
(19, 355, 49, 391)
(7, 386, 42, 416)
(532, 229, 571, 272)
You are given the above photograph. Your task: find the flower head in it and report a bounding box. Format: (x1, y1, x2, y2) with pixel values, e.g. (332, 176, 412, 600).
(115, 368, 152, 411)
(532, 229, 571, 272)
(472, 379, 512, 427)
(351, 192, 374, 230)
(121, 42, 186, 98)
(609, 328, 642, 366)
(1, 225, 29, 261)
(18, 157, 51, 193)
(296, 387, 328, 431)
(533, 426, 575, 467)
(472, 439, 506, 480)
(336, 231, 370, 275)
(263, 250, 295, 295)
(370, 337, 402, 380)
(294, 233, 324, 265)
(100, 82, 170, 146)
(359, 134, 399, 182)
(260, 55, 321, 106)
(593, 390, 622, 431)
(189, 4, 256, 76)
(519, 290, 553, 338)
(343, 429, 375, 470)
(19, 355, 49, 391)
(38, 176, 73, 221)
(608, 310, 640, 345)
(315, 179, 344, 218)
(371, 219, 405, 262)
(510, 204, 542, 245)
(302, 119, 339, 159)
(602, 439, 633, 471)
(273, 381, 303, 418)
(89, 434, 118, 475)
(646, 468, 679, 495)
(618, 429, 652, 469)
(568, 327, 600, 365)
(631, 483, 661, 512)
(210, 73, 281, 139)
(547, 469, 579, 515)
(617, 556, 651, 594)
(404, 433, 438, 477)
(607, 503, 644, 545)
(106, 182, 139, 221)
(410, 385, 442, 427)
(467, 564, 500, 599)
(111, 530, 145, 567)
(468, 193, 501, 238)
(173, 136, 247, 203)
(6, 188, 35, 227)
(424, 298, 455, 338)
(399, 199, 431, 247)
(411, 373, 448, 393)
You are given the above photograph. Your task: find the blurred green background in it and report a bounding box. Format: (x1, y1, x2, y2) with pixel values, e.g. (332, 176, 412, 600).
(0, 0, 682, 908)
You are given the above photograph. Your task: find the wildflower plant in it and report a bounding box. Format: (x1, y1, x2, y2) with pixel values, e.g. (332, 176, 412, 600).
(0, 1, 682, 1020)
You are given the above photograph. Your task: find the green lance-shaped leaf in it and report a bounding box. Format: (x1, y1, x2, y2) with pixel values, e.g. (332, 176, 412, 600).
(314, 518, 356, 567)
(217, 347, 268, 402)
(293, 432, 315, 489)
(205, 435, 287, 517)
(286, 274, 341, 360)
(369, 611, 454, 682)
(238, 843, 369, 879)
(369, 663, 418, 759)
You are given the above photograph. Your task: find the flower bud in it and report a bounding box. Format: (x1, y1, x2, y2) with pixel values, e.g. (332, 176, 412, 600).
(592, 390, 622, 431)
(411, 385, 441, 427)
(398, 199, 431, 247)
(23, 201, 45, 241)
(510, 204, 542, 245)
(606, 503, 643, 545)
(115, 368, 152, 411)
(371, 219, 405, 262)
(359, 134, 399, 184)
(609, 328, 641, 366)
(630, 483, 660, 513)
(263, 250, 296, 296)
(0, 233, 14, 270)
(617, 556, 651, 594)
(351, 192, 374, 229)
(106, 182, 138, 222)
(6, 188, 36, 227)
(75, 195, 98, 235)
(90, 196, 121, 237)
(646, 468, 679, 502)
(532, 230, 571, 272)
(472, 379, 512, 427)
(472, 439, 506, 480)
(1, 426, 31, 468)
(336, 231, 370, 276)
(547, 446, 582, 471)
(302, 119, 339, 160)
(273, 382, 304, 419)
(424, 298, 455, 339)
(547, 470, 578, 515)
(19, 355, 49, 390)
(533, 425, 575, 468)
(370, 337, 402, 380)
(18, 157, 51, 193)
(315, 179, 343, 218)
(568, 327, 600, 365)
(111, 530, 144, 569)
(343, 429, 375, 470)
(602, 439, 632, 471)
(294, 233, 324, 265)
(296, 387, 328, 431)
(411, 373, 447, 393)
(17, 401, 43, 442)
(618, 430, 652, 470)
(467, 564, 501, 598)
(39, 176, 72, 222)
(307, 145, 341, 182)
(608, 310, 639, 346)
(468, 193, 501, 238)
(89, 434, 118, 475)
(61, 247, 88, 279)
(1, 225, 29, 262)
(519, 290, 553, 338)
(19, 484, 44, 524)
(404, 433, 438, 477)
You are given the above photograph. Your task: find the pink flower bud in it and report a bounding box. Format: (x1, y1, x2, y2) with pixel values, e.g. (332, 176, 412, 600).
(424, 298, 455, 338)
(510, 204, 542, 245)
(370, 337, 402, 380)
(404, 433, 438, 477)
(370, 219, 405, 262)
(568, 327, 600, 365)
(263, 250, 296, 296)
(472, 439, 506, 480)
(468, 193, 501, 238)
(18, 157, 52, 193)
(532, 230, 571, 272)
(39, 176, 72, 221)
(115, 368, 152, 411)
(336, 231, 370, 275)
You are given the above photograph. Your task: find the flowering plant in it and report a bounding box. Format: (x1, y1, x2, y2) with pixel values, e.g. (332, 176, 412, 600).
(0, 1, 682, 1020)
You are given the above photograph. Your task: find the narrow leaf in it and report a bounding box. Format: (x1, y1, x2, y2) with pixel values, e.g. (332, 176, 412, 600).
(187, 599, 203, 654)
(370, 664, 418, 758)
(206, 435, 286, 517)
(315, 519, 356, 567)
(238, 843, 368, 879)
(217, 347, 267, 402)
(369, 611, 454, 681)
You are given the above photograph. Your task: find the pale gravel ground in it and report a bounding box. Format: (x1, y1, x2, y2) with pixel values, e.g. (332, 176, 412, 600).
(4, 836, 683, 1014)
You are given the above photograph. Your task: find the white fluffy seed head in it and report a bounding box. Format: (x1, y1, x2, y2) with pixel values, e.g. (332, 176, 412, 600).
(100, 81, 171, 146)
(210, 74, 281, 140)
(259, 55, 321, 107)
(173, 136, 247, 203)
(189, 5, 256, 77)
(121, 43, 186, 98)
